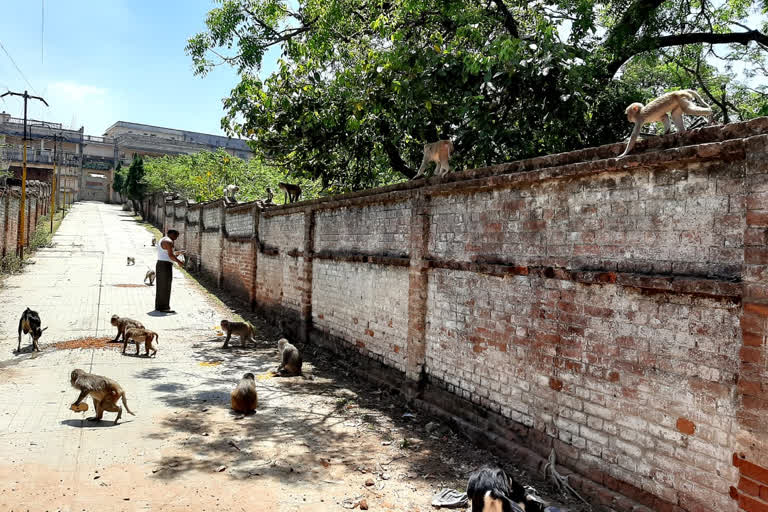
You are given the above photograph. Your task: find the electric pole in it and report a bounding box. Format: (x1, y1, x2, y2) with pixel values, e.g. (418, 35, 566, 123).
(0, 90, 49, 257)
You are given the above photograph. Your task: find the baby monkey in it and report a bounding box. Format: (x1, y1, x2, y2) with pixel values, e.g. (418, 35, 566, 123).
(126, 256, 135, 266)
(277, 338, 303, 376)
(414, 140, 454, 179)
(620, 89, 713, 157)
(220, 319, 255, 348)
(144, 269, 156, 286)
(231, 373, 258, 413)
(123, 327, 159, 357)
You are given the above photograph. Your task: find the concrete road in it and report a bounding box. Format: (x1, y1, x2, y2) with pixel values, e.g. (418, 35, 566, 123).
(0, 202, 497, 512)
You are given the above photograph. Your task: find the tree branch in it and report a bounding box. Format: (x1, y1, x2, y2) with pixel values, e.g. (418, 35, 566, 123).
(606, 29, 768, 76)
(603, 0, 666, 51)
(491, 0, 520, 38)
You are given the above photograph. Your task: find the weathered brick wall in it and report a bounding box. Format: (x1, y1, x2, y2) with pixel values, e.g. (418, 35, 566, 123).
(185, 206, 202, 271)
(173, 201, 187, 250)
(144, 118, 768, 512)
(200, 202, 222, 282)
(6, 195, 19, 255)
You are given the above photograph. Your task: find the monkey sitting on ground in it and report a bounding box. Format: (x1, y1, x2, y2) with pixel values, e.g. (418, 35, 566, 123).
(277, 338, 303, 376)
(144, 269, 156, 286)
(110, 315, 144, 343)
(223, 184, 239, 206)
(467, 466, 526, 512)
(278, 182, 301, 204)
(619, 89, 713, 157)
(17, 307, 47, 352)
(413, 140, 454, 179)
(123, 327, 159, 357)
(231, 373, 258, 413)
(126, 256, 135, 266)
(220, 319, 255, 349)
(70, 368, 135, 424)
(151, 237, 156, 246)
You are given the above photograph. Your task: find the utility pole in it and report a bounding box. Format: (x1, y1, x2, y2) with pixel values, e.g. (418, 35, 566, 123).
(0, 90, 49, 257)
(49, 133, 59, 232)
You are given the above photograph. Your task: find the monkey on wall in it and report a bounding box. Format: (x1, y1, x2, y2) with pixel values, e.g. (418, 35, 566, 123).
(278, 182, 301, 204)
(70, 369, 135, 424)
(619, 89, 713, 157)
(110, 315, 144, 343)
(18, 307, 47, 352)
(413, 140, 454, 179)
(231, 373, 258, 413)
(220, 319, 255, 348)
(277, 338, 302, 376)
(223, 184, 240, 206)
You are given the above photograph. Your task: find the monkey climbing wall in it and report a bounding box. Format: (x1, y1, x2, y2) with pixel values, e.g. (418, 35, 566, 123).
(148, 117, 768, 512)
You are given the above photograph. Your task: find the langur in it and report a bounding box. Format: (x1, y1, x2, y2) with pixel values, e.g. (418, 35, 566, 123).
(230, 373, 258, 413)
(467, 466, 526, 512)
(620, 89, 713, 157)
(110, 314, 144, 343)
(17, 307, 47, 352)
(265, 187, 274, 204)
(278, 182, 301, 204)
(123, 327, 159, 357)
(220, 319, 255, 348)
(151, 237, 157, 246)
(277, 338, 303, 376)
(144, 269, 156, 286)
(126, 256, 135, 266)
(70, 368, 135, 424)
(223, 184, 239, 205)
(414, 140, 454, 179)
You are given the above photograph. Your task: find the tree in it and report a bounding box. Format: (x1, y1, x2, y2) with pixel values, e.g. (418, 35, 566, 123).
(112, 163, 126, 203)
(124, 156, 147, 218)
(188, 0, 768, 191)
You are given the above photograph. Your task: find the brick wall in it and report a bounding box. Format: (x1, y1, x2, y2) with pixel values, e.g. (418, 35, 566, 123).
(145, 117, 768, 512)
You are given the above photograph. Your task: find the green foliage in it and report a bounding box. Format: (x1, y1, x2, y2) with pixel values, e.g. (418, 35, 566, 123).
(143, 149, 321, 203)
(125, 156, 147, 201)
(189, 0, 768, 191)
(112, 163, 126, 197)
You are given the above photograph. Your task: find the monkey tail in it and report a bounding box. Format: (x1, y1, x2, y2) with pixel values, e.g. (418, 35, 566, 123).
(687, 89, 710, 107)
(121, 393, 136, 416)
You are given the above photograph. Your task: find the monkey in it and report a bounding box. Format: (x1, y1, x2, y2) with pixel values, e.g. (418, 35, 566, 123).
(144, 269, 156, 286)
(70, 369, 135, 424)
(230, 373, 258, 413)
(223, 184, 239, 205)
(220, 319, 255, 349)
(414, 140, 454, 179)
(126, 256, 135, 266)
(17, 307, 47, 352)
(151, 237, 156, 246)
(123, 327, 159, 357)
(620, 89, 714, 158)
(278, 182, 301, 204)
(264, 187, 274, 204)
(467, 466, 526, 512)
(110, 314, 144, 343)
(277, 338, 303, 376)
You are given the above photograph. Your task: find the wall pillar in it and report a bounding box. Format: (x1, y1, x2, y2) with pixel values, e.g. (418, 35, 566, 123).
(218, 201, 225, 288)
(405, 191, 430, 397)
(299, 208, 315, 343)
(250, 205, 260, 311)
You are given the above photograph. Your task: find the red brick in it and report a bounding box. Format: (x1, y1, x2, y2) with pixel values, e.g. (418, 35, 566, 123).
(744, 332, 766, 347)
(549, 377, 563, 391)
(747, 211, 768, 227)
(746, 303, 768, 317)
(676, 417, 696, 435)
(741, 476, 762, 497)
(746, 247, 768, 264)
(740, 346, 763, 363)
(739, 493, 768, 512)
(742, 460, 768, 485)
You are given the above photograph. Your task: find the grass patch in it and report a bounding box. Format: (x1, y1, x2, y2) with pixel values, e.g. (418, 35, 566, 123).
(0, 209, 66, 275)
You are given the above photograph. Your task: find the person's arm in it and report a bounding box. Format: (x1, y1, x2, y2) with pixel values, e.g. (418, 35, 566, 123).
(161, 240, 184, 266)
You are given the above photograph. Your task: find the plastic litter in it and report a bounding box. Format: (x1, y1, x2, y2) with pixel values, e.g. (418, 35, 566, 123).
(431, 488, 468, 508)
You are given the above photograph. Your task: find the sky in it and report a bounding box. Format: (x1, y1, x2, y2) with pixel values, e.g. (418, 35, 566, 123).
(0, 0, 277, 137)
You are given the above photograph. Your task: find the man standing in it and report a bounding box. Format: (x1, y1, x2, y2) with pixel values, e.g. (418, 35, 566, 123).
(155, 229, 184, 313)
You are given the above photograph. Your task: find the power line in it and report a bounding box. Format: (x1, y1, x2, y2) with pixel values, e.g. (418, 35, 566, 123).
(41, 0, 45, 65)
(0, 39, 39, 96)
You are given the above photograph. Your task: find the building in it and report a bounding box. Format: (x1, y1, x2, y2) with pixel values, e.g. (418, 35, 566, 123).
(0, 114, 253, 203)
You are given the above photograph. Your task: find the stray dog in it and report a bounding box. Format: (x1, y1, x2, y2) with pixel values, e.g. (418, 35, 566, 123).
(18, 307, 47, 352)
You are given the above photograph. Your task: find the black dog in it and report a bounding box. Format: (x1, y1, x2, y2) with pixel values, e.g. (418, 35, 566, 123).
(18, 308, 47, 352)
(467, 466, 526, 512)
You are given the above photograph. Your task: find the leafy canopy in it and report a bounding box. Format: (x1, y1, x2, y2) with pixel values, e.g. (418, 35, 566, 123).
(188, 0, 768, 191)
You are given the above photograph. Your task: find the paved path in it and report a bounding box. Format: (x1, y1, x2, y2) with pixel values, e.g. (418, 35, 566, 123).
(0, 202, 531, 512)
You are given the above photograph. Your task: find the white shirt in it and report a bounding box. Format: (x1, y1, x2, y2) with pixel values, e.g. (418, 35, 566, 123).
(157, 236, 173, 262)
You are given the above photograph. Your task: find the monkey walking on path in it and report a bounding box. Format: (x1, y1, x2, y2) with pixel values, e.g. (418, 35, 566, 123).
(220, 320, 255, 348)
(110, 314, 144, 343)
(70, 369, 135, 424)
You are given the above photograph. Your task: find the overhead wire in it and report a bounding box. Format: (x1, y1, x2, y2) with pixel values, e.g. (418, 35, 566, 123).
(0, 39, 40, 96)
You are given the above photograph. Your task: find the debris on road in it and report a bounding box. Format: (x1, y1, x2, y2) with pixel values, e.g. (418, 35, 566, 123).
(55, 337, 118, 351)
(431, 488, 468, 508)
